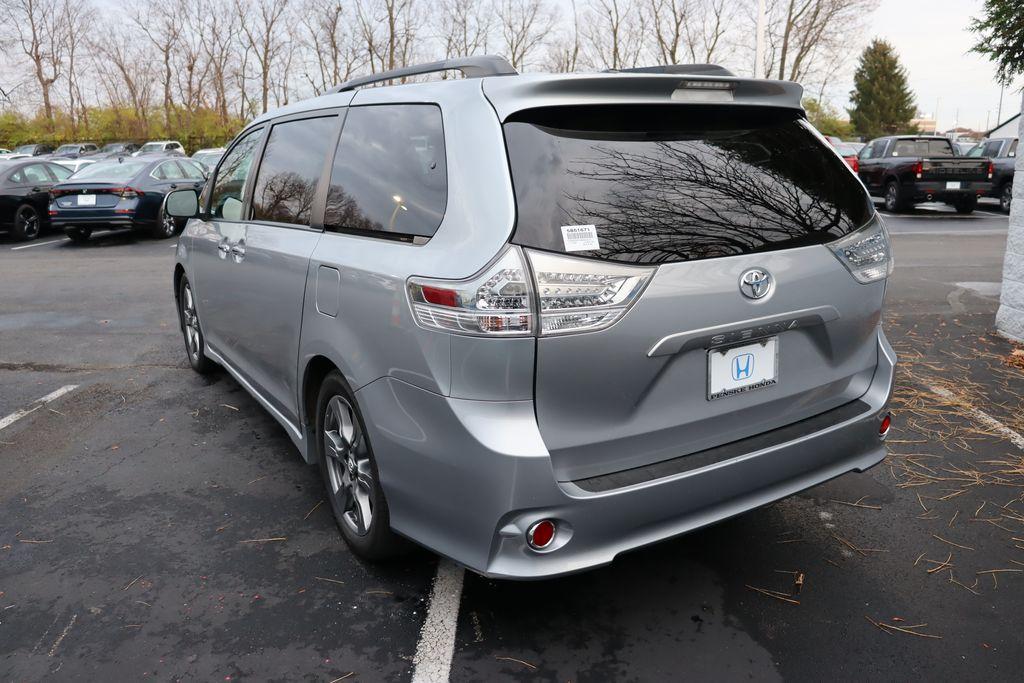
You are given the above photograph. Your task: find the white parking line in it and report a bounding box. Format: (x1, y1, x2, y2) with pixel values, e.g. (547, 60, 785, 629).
(927, 384, 1024, 452)
(10, 238, 68, 251)
(411, 559, 465, 683)
(0, 385, 79, 431)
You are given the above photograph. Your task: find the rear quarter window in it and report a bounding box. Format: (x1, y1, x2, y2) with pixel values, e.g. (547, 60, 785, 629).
(505, 105, 873, 264)
(325, 104, 447, 239)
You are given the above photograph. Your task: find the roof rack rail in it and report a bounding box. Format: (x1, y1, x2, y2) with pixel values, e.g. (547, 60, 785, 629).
(330, 55, 517, 93)
(605, 64, 737, 78)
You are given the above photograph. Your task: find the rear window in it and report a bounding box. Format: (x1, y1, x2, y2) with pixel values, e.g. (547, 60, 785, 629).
(505, 106, 873, 264)
(325, 104, 447, 239)
(891, 139, 953, 157)
(71, 160, 147, 181)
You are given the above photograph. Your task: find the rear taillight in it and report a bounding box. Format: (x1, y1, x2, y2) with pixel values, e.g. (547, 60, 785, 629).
(988, 162, 994, 180)
(527, 250, 653, 335)
(913, 161, 923, 179)
(111, 186, 140, 199)
(407, 247, 654, 336)
(828, 214, 893, 284)
(407, 248, 533, 336)
(850, 157, 859, 173)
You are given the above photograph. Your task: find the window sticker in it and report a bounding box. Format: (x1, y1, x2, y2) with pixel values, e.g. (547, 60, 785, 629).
(560, 224, 601, 252)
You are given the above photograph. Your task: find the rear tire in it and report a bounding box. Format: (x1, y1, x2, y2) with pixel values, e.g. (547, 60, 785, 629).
(12, 204, 41, 241)
(65, 226, 92, 243)
(954, 196, 977, 215)
(177, 276, 216, 374)
(1000, 182, 1013, 214)
(316, 371, 405, 561)
(151, 207, 180, 239)
(883, 180, 906, 213)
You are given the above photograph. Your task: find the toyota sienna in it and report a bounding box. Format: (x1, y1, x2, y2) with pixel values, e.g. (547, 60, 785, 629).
(167, 57, 896, 579)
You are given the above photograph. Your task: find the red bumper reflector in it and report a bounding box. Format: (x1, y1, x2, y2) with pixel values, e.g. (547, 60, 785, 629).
(527, 520, 556, 550)
(879, 414, 891, 436)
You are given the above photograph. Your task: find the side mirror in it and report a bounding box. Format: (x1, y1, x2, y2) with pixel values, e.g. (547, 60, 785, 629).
(165, 188, 200, 218)
(222, 196, 243, 221)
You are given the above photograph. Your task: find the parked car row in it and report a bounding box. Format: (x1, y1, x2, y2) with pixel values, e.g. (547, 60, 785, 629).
(0, 155, 209, 242)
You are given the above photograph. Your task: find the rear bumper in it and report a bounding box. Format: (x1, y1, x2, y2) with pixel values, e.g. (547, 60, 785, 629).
(358, 328, 896, 580)
(907, 180, 991, 202)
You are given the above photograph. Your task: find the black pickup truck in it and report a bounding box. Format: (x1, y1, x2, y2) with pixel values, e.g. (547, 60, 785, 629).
(857, 135, 993, 214)
(966, 137, 1016, 213)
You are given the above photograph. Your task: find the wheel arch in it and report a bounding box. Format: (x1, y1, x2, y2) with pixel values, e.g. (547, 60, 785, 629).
(300, 354, 357, 464)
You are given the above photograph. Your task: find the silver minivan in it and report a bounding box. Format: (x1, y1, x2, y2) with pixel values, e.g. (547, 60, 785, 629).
(168, 57, 895, 579)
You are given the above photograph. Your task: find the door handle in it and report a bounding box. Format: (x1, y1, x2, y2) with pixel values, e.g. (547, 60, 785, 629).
(230, 244, 246, 261)
(31, 187, 41, 192)
(217, 241, 231, 260)
(169, 183, 178, 189)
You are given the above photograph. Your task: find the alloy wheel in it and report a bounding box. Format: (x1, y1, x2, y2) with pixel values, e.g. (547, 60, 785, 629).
(323, 395, 374, 536)
(885, 185, 897, 212)
(16, 207, 40, 240)
(161, 212, 176, 237)
(181, 283, 201, 361)
(1002, 185, 1013, 213)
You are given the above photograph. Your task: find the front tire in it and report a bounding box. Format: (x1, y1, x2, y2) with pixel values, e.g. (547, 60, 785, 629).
(12, 204, 41, 241)
(883, 180, 906, 213)
(1000, 182, 1013, 214)
(316, 372, 404, 561)
(177, 276, 216, 374)
(65, 226, 92, 243)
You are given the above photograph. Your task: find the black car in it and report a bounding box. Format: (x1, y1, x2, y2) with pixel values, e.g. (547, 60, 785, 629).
(97, 141, 140, 159)
(857, 135, 993, 213)
(966, 137, 1016, 213)
(49, 157, 207, 242)
(0, 159, 73, 240)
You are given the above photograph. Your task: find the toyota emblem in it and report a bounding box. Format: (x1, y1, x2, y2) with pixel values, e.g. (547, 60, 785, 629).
(739, 268, 773, 300)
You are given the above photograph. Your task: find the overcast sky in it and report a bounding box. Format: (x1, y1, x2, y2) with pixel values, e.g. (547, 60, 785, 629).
(835, 0, 1023, 132)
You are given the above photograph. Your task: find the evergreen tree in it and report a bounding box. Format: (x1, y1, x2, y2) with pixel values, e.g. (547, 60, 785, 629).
(971, 0, 1024, 84)
(847, 40, 917, 140)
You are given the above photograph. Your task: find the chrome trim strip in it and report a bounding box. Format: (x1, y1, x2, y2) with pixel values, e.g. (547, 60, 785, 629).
(646, 305, 841, 357)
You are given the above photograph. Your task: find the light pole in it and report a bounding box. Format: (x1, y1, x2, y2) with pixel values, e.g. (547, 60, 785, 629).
(754, 0, 766, 79)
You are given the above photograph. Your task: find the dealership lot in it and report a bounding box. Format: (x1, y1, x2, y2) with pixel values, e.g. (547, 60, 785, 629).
(2, 204, 1023, 680)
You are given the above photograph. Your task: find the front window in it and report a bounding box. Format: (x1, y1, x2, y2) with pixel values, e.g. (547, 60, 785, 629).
(140, 143, 163, 153)
(14, 145, 35, 154)
(505, 105, 873, 264)
(208, 128, 263, 220)
(55, 145, 80, 154)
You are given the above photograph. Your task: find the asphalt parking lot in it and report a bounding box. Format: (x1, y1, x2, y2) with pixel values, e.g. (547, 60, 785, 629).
(2, 201, 1023, 681)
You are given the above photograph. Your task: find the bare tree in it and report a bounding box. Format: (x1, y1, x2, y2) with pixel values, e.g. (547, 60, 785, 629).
(174, 0, 214, 128)
(61, 0, 91, 133)
(582, 0, 646, 70)
(300, 0, 364, 93)
(235, 0, 291, 114)
(763, 0, 876, 83)
(201, 7, 239, 125)
(435, 0, 492, 60)
(546, 0, 581, 72)
(5, 0, 68, 128)
(356, 0, 419, 74)
(647, 0, 733, 65)
(91, 27, 157, 136)
(495, 0, 552, 71)
(132, 0, 183, 130)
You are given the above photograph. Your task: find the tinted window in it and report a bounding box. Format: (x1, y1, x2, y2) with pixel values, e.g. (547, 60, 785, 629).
(325, 104, 447, 238)
(505, 105, 873, 265)
(892, 139, 953, 156)
(982, 140, 1003, 157)
(1010, 140, 1018, 157)
(209, 128, 263, 220)
(152, 161, 185, 180)
(251, 116, 337, 226)
(48, 163, 72, 180)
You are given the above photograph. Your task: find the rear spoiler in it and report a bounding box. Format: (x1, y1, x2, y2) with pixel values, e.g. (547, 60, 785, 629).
(482, 72, 804, 122)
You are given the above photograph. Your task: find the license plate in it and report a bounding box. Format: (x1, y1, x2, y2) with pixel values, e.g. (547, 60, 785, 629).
(946, 181, 961, 190)
(708, 337, 779, 400)
(77, 194, 96, 206)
